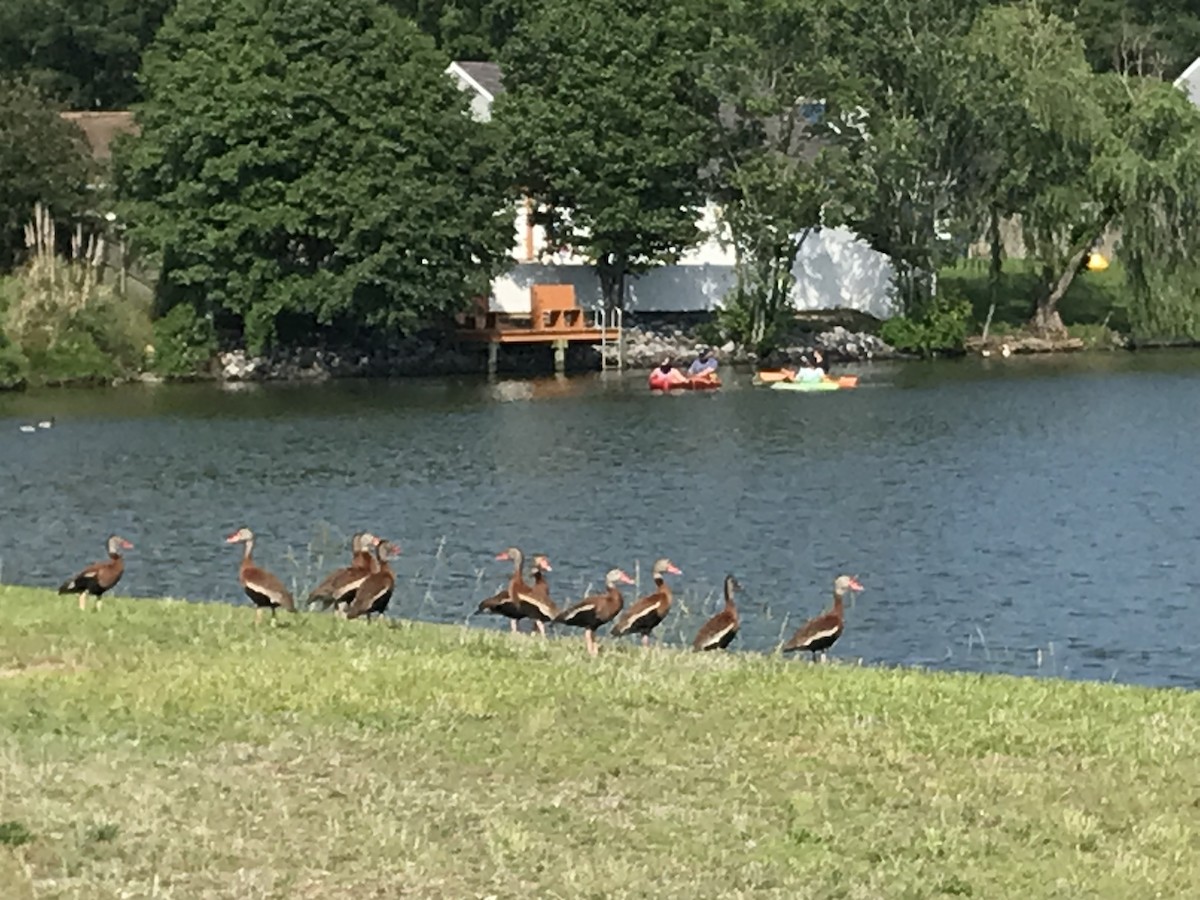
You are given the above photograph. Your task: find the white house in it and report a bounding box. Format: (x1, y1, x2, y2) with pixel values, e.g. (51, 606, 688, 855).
(1174, 55, 1200, 107)
(446, 61, 898, 319)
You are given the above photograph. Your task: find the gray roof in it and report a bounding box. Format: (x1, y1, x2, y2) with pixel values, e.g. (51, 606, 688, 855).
(1174, 56, 1200, 108)
(454, 61, 504, 99)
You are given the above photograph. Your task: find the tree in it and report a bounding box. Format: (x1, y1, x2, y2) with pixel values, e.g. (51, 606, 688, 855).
(0, 78, 93, 271)
(495, 0, 716, 311)
(115, 0, 513, 352)
(384, 0, 530, 60)
(703, 0, 860, 350)
(1097, 76, 1200, 338)
(959, 5, 1108, 333)
(0, 0, 175, 108)
(823, 0, 989, 314)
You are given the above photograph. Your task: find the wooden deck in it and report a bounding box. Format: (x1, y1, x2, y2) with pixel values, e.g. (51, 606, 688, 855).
(454, 285, 622, 372)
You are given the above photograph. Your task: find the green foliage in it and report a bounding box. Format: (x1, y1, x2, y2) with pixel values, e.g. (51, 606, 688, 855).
(879, 289, 973, 355)
(496, 0, 716, 309)
(149, 303, 216, 377)
(385, 0, 530, 59)
(704, 0, 860, 353)
(116, 0, 512, 353)
(0, 78, 93, 271)
(0, 0, 175, 108)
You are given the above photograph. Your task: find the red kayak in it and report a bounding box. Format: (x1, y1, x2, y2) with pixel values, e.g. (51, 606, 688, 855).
(648, 371, 722, 391)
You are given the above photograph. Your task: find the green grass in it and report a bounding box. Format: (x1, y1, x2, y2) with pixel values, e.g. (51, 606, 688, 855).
(1, 587, 1198, 898)
(940, 259, 1131, 333)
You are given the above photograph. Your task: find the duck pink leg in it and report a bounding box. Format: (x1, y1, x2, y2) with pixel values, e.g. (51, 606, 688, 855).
(585, 629, 598, 657)
(509, 619, 519, 634)
(534, 620, 547, 638)
(641, 634, 650, 649)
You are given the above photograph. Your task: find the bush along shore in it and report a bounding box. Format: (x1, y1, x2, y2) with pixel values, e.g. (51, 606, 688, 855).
(1, 586, 1199, 898)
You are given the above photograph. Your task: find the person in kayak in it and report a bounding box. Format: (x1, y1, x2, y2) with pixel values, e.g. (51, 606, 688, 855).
(812, 349, 831, 375)
(782, 357, 825, 383)
(686, 347, 720, 382)
(654, 358, 688, 386)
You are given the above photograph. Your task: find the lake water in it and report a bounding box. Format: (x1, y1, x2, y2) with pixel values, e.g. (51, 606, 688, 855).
(2, 352, 1198, 689)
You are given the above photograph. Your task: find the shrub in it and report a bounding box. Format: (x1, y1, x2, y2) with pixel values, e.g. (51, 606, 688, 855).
(880, 289, 973, 356)
(149, 304, 217, 377)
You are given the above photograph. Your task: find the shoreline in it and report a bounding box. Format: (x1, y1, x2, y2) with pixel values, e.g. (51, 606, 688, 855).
(3, 314, 1197, 392)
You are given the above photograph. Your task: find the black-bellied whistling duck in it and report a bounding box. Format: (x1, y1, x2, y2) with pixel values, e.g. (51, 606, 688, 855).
(555, 567, 635, 656)
(693, 575, 742, 652)
(610, 558, 682, 647)
(225, 527, 296, 624)
(307, 531, 381, 610)
(782, 574, 864, 661)
(57, 534, 133, 611)
(342, 540, 400, 621)
(477, 551, 556, 635)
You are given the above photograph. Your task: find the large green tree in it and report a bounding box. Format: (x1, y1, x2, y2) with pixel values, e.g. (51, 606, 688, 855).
(959, 5, 1107, 331)
(0, 0, 174, 108)
(495, 0, 716, 310)
(704, 0, 860, 350)
(116, 0, 512, 351)
(0, 78, 93, 271)
(823, 0, 989, 313)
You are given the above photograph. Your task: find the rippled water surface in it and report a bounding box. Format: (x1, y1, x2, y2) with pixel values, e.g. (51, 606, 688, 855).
(2, 352, 1199, 688)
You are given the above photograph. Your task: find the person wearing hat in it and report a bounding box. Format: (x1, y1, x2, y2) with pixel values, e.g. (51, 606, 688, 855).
(686, 346, 719, 382)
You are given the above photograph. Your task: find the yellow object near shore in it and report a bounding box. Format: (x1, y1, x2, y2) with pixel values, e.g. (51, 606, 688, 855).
(1086, 251, 1109, 271)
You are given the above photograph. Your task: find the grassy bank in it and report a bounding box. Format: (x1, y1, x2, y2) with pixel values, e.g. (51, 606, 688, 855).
(1, 587, 1198, 898)
(940, 259, 1130, 333)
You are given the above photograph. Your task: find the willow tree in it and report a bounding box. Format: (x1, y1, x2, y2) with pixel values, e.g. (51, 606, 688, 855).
(1101, 77, 1200, 338)
(958, 6, 1103, 324)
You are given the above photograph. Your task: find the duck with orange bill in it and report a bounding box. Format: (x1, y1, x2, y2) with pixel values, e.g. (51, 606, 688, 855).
(341, 539, 399, 622)
(554, 567, 635, 656)
(307, 531, 381, 610)
(57, 534, 133, 611)
(480, 548, 558, 635)
(609, 558, 682, 646)
(225, 527, 296, 624)
(782, 574, 863, 661)
(475, 552, 554, 634)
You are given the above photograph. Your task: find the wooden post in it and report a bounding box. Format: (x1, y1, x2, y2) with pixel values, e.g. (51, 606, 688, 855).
(553, 339, 566, 375)
(487, 342, 498, 377)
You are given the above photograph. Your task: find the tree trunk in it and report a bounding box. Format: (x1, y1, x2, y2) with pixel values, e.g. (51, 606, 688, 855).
(596, 254, 628, 312)
(988, 207, 1002, 297)
(1030, 245, 1088, 336)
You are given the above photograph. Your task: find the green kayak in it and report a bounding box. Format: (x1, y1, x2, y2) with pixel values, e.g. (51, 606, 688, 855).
(766, 379, 843, 392)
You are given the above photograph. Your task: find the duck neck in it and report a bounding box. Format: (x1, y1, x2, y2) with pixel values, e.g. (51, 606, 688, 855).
(509, 550, 525, 577)
(241, 537, 255, 566)
(832, 588, 845, 617)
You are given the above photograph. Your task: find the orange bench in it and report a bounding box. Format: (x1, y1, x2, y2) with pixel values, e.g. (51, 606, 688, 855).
(531, 284, 583, 331)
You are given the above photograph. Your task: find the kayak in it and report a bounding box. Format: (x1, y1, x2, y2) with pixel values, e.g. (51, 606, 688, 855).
(648, 371, 722, 391)
(768, 380, 843, 392)
(754, 372, 859, 390)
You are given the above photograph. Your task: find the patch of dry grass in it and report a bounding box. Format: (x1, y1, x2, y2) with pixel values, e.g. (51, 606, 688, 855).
(1, 586, 1198, 898)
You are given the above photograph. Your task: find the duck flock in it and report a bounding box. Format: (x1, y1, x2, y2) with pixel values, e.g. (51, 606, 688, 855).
(56, 530, 865, 659)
